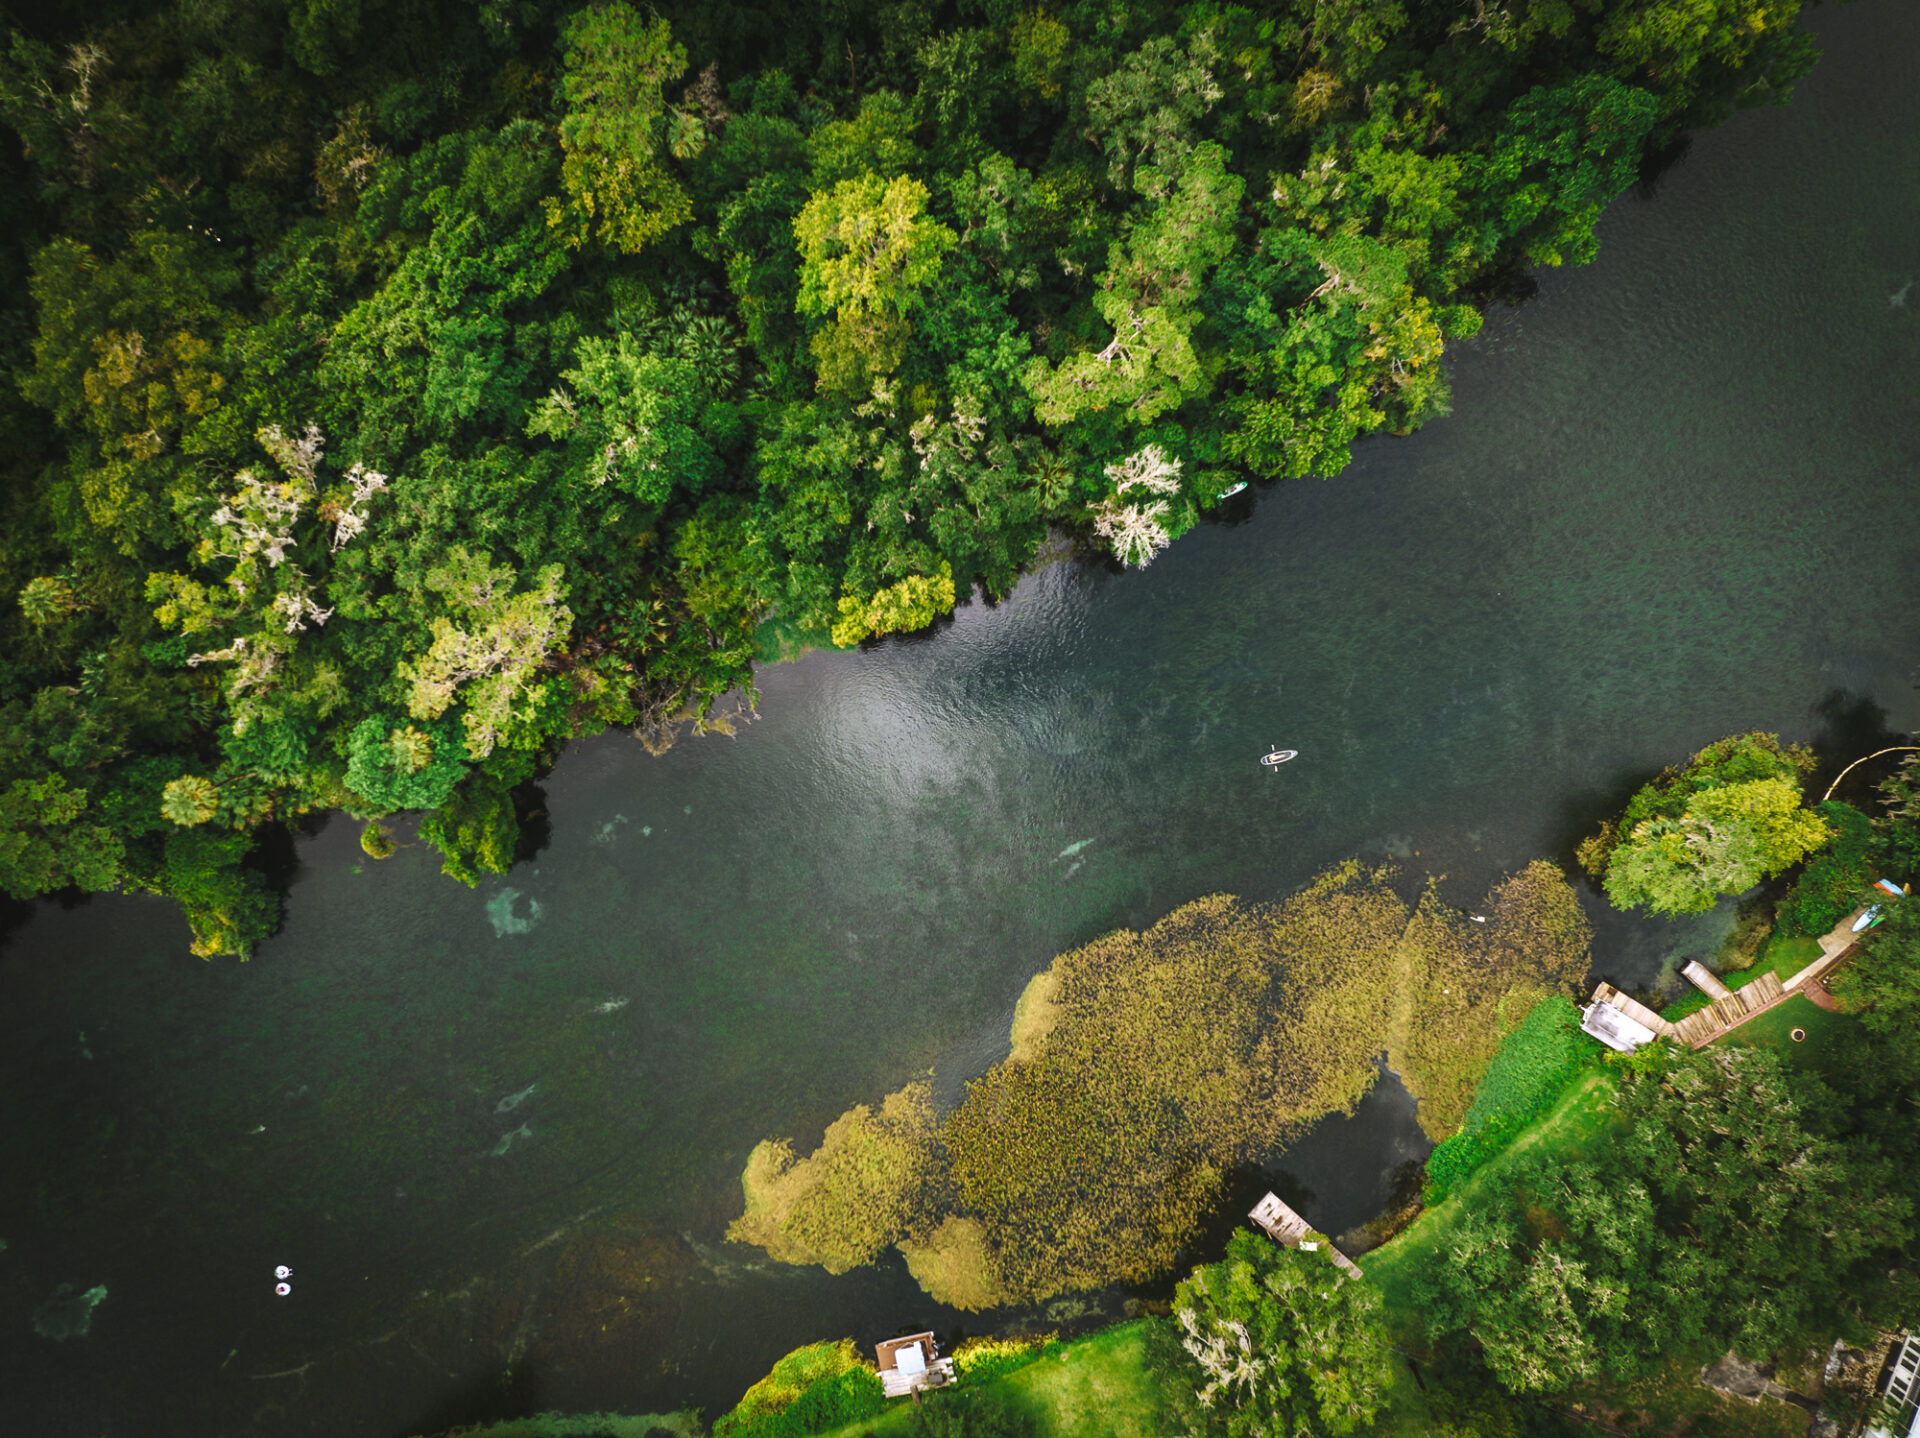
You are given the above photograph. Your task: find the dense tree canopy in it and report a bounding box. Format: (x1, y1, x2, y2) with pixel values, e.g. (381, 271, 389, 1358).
(1581, 731, 1830, 916)
(0, 0, 1818, 950)
(1412, 1043, 1912, 1393)
(1172, 1230, 1395, 1438)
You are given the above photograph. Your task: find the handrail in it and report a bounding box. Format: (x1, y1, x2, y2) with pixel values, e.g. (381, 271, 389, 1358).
(1821, 745, 1920, 803)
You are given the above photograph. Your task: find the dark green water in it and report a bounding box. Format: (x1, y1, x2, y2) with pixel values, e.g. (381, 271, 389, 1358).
(5, 3, 1920, 1431)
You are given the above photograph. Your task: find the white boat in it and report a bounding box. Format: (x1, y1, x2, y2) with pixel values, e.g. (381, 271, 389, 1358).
(1261, 749, 1297, 766)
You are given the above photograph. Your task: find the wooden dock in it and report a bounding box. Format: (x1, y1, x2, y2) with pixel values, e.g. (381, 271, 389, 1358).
(1670, 969, 1786, 1047)
(875, 1333, 955, 1399)
(1589, 983, 1676, 1039)
(1248, 1192, 1363, 1279)
(1681, 960, 1732, 1001)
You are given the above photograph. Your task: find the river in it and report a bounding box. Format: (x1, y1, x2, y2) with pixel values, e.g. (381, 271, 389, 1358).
(3, 2, 1918, 1432)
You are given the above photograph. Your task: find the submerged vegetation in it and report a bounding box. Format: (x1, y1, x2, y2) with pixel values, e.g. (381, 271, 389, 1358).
(731, 859, 1595, 1307)
(712, 755, 1920, 1433)
(0, 0, 1819, 952)
(1383, 862, 1590, 1140)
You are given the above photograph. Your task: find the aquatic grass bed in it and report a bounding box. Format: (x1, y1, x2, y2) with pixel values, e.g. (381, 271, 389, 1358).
(1421, 996, 1594, 1203)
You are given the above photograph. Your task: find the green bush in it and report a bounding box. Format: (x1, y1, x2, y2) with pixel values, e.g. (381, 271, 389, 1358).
(713, 1340, 883, 1438)
(950, 1334, 1054, 1385)
(1778, 801, 1877, 937)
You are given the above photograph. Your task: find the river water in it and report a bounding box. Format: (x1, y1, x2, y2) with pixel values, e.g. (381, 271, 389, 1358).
(4, 3, 1919, 1432)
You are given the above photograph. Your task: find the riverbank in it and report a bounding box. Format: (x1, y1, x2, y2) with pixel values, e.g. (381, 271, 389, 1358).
(657, 985, 1873, 1438)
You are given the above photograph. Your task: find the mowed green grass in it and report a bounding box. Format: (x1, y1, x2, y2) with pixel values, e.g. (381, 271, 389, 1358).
(803, 1322, 1172, 1438)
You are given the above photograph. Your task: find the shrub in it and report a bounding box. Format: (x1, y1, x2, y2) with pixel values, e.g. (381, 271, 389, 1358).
(714, 1340, 883, 1438)
(950, 1333, 1051, 1385)
(1778, 801, 1877, 936)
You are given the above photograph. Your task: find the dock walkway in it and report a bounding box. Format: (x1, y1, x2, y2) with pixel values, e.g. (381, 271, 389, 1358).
(1248, 1193, 1363, 1279)
(1587, 905, 1874, 1052)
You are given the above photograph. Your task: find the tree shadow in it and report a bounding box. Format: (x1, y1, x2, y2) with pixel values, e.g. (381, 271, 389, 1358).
(0, 891, 35, 959)
(1634, 132, 1693, 200)
(395, 1353, 555, 1438)
(1806, 689, 1908, 805)
(512, 781, 552, 865)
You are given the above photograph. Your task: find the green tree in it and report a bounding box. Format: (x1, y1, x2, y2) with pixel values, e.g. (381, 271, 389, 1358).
(1585, 733, 1827, 916)
(160, 774, 220, 826)
(418, 767, 521, 886)
(1083, 34, 1224, 191)
(160, 826, 279, 959)
(830, 563, 955, 646)
(1778, 800, 1878, 935)
(397, 548, 573, 760)
(17, 576, 74, 628)
(1833, 896, 1920, 1033)
(1602, 777, 1828, 915)
(795, 172, 956, 394)
(0, 774, 125, 897)
(1024, 143, 1243, 429)
(343, 715, 469, 814)
(1598, 0, 1816, 129)
(545, 2, 692, 253)
(526, 335, 726, 504)
(1415, 1044, 1910, 1392)
(1173, 1229, 1395, 1436)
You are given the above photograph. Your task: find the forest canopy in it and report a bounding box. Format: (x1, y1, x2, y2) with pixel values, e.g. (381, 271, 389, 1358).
(0, 0, 1817, 951)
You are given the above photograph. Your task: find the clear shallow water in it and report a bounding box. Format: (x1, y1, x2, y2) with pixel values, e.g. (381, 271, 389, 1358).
(4, 3, 1920, 1431)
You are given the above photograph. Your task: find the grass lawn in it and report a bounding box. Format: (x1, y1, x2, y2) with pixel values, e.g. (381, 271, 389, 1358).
(802, 1322, 1173, 1438)
(1723, 992, 1853, 1073)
